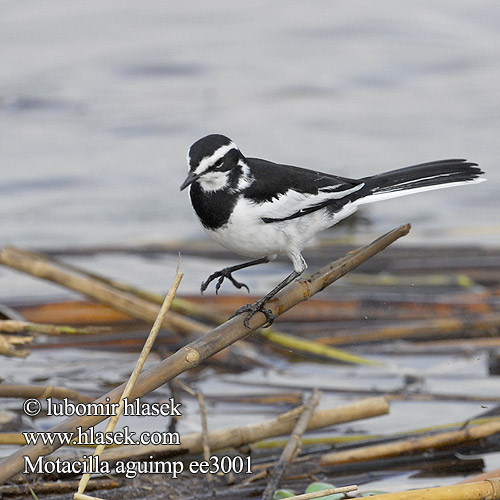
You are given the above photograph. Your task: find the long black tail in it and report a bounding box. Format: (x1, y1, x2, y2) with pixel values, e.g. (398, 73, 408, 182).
(356, 159, 484, 205)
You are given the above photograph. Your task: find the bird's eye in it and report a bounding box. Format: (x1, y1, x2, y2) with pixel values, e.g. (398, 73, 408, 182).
(212, 159, 223, 169)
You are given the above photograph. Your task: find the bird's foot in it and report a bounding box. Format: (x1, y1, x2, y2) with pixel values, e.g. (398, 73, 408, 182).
(229, 298, 274, 328)
(201, 268, 250, 295)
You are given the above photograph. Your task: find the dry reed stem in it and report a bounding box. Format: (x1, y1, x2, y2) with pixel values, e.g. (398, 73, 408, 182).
(76, 265, 183, 497)
(100, 396, 388, 463)
(0, 434, 30, 446)
(319, 420, 500, 466)
(259, 329, 383, 365)
(316, 313, 500, 345)
(0, 225, 408, 484)
(367, 477, 500, 499)
(0, 246, 379, 365)
(0, 384, 93, 403)
(0, 319, 109, 336)
(7, 246, 225, 324)
(0, 246, 206, 336)
(262, 389, 321, 500)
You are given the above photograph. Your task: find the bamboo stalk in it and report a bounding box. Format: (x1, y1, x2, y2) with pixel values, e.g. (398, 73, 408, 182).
(0, 224, 408, 484)
(319, 420, 500, 466)
(263, 389, 321, 500)
(366, 478, 500, 499)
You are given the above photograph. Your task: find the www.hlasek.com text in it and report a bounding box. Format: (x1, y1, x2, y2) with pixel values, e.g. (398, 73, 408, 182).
(23, 425, 180, 447)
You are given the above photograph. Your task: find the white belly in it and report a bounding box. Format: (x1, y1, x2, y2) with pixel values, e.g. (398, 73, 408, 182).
(205, 198, 358, 260)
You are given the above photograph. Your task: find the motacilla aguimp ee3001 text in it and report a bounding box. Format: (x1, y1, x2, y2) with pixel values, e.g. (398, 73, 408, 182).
(180, 134, 485, 327)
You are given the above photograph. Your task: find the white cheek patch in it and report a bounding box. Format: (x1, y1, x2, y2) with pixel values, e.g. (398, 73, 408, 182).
(199, 171, 230, 192)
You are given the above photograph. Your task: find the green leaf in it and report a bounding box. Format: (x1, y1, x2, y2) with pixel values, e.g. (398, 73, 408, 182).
(273, 489, 297, 499)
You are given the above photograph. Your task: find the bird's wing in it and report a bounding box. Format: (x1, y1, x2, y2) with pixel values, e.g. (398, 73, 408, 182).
(243, 158, 364, 223)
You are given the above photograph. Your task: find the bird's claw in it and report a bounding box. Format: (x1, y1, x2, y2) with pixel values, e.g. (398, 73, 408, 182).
(229, 300, 275, 328)
(201, 268, 250, 295)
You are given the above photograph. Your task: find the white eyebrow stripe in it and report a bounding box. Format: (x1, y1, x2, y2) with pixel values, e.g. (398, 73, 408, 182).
(192, 142, 238, 175)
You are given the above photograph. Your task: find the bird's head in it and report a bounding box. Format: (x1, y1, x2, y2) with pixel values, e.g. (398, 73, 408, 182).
(180, 134, 244, 192)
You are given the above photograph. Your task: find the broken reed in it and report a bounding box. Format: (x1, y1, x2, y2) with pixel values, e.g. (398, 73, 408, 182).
(0, 224, 410, 484)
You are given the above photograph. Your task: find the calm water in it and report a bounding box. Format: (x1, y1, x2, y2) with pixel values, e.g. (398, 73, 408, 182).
(0, 1, 498, 252)
(1, 4, 500, 492)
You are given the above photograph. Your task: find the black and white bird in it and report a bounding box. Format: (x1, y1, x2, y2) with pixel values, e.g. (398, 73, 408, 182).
(180, 134, 484, 327)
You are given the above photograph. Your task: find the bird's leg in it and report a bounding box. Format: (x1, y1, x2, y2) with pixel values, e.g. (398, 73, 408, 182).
(230, 269, 303, 328)
(201, 256, 270, 294)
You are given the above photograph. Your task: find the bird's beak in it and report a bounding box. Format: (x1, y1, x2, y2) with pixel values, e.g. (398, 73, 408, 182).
(180, 171, 200, 191)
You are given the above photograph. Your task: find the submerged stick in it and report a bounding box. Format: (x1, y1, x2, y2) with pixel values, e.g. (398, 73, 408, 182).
(262, 389, 321, 500)
(0, 224, 409, 484)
